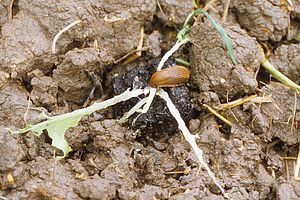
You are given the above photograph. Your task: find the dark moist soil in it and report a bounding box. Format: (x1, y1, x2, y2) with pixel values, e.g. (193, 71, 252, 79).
(0, 0, 300, 199)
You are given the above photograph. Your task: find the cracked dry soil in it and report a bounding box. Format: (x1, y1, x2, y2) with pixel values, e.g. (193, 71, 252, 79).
(0, 0, 300, 199)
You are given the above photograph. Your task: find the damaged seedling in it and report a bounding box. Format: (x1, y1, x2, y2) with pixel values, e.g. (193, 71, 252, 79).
(9, 9, 237, 197)
(9, 88, 147, 157)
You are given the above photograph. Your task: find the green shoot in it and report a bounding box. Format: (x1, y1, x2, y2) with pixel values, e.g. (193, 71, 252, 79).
(193, 9, 237, 65)
(178, 9, 237, 65)
(177, 12, 194, 41)
(175, 58, 191, 66)
(261, 58, 300, 92)
(295, 33, 300, 42)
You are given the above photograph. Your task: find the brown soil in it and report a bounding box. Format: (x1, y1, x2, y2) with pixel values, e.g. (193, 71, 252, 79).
(1, 0, 300, 199)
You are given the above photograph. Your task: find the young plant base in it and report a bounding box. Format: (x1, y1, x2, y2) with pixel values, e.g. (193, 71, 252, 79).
(11, 9, 237, 196)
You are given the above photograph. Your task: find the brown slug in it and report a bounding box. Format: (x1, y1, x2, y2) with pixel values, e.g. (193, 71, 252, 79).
(149, 65, 190, 88)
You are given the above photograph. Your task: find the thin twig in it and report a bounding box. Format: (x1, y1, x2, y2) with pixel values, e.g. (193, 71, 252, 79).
(284, 152, 290, 180)
(136, 26, 144, 57)
(121, 26, 145, 65)
(6, 0, 15, 22)
(203, 104, 232, 127)
(222, 0, 231, 23)
(216, 94, 258, 110)
(51, 20, 82, 54)
(114, 47, 149, 64)
(156, 0, 169, 21)
(291, 92, 297, 134)
(23, 98, 31, 123)
(226, 90, 239, 123)
(282, 157, 297, 160)
(89, 158, 101, 170)
(164, 167, 191, 175)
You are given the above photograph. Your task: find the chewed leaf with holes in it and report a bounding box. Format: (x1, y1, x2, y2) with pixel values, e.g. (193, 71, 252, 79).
(12, 114, 82, 157)
(9, 88, 145, 157)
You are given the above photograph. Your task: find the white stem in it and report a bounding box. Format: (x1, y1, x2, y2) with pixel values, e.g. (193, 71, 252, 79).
(119, 97, 149, 123)
(157, 38, 190, 71)
(141, 87, 156, 113)
(141, 38, 190, 113)
(294, 145, 300, 179)
(13, 88, 146, 134)
(157, 89, 225, 194)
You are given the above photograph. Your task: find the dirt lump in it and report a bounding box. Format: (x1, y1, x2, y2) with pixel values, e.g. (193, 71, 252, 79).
(0, 129, 24, 171)
(19, 0, 156, 59)
(155, 0, 194, 26)
(30, 76, 58, 111)
(0, 12, 53, 77)
(269, 44, 300, 84)
(250, 82, 300, 145)
(233, 0, 289, 41)
(53, 48, 112, 104)
(74, 175, 116, 199)
(190, 23, 263, 99)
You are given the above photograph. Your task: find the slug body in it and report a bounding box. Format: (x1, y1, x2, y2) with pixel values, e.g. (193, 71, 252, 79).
(149, 65, 190, 88)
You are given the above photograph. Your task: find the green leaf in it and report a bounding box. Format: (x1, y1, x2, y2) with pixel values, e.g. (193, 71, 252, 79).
(15, 114, 82, 157)
(43, 116, 82, 157)
(11, 88, 146, 158)
(193, 9, 237, 65)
